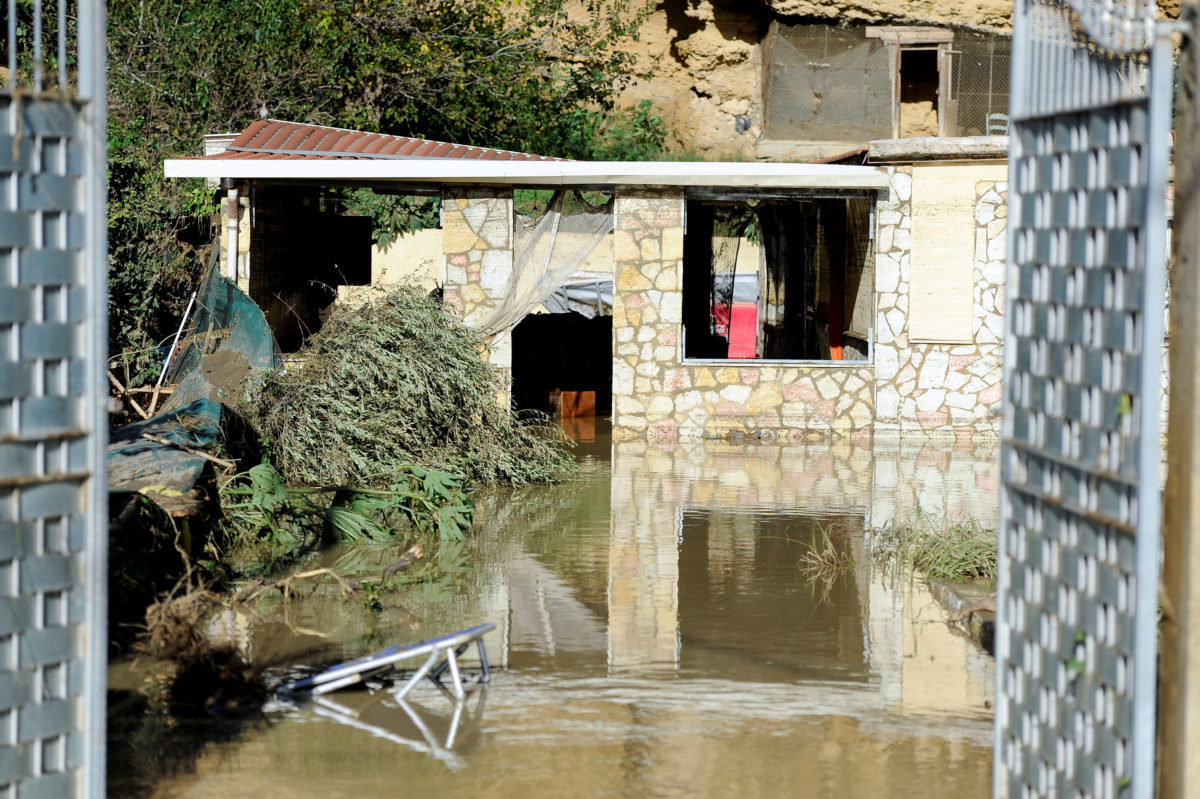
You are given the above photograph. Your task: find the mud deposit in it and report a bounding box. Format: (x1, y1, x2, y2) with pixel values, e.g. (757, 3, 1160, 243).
(108, 420, 1000, 798)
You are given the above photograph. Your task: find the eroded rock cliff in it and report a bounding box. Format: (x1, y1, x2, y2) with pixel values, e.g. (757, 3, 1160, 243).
(756, 0, 1012, 29)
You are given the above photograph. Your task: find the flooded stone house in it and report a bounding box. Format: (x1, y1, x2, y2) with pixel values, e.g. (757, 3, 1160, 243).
(165, 120, 1009, 443)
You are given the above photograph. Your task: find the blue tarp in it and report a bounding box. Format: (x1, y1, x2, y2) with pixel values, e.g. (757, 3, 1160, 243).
(162, 267, 282, 412)
(107, 399, 223, 513)
(107, 269, 279, 514)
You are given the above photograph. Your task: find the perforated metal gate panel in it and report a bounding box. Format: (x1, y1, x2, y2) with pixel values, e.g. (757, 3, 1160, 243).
(998, 2, 1169, 797)
(1, 3, 108, 797)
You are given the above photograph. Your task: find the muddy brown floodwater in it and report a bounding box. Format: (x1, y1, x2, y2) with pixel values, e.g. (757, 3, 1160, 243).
(108, 418, 1001, 798)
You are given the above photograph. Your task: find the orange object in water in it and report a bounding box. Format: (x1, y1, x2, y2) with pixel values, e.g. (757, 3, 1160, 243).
(557, 414, 597, 443)
(549, 390, 596, 418)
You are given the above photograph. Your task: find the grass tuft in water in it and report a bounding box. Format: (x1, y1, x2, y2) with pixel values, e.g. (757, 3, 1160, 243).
(797, 520, 855, 579)
(874, 507, 997, 583)
(796, 520, 857, 607)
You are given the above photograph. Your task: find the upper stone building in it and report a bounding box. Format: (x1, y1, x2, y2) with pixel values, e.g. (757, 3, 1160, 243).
(616, 0, 1014, 160)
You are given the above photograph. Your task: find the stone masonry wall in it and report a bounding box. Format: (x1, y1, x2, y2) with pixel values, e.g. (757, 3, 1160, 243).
(440, 188, 514, 407)
(612, 191, 874, 443)
(873, 167, 1006, 443)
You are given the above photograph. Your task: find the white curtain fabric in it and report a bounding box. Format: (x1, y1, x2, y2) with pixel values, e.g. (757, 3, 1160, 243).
(474, 191, 613, 337)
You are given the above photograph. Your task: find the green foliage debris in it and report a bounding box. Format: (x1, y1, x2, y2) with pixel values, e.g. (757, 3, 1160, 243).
(216, 460, 472, 577)
(874, 507, 997, 583)
(221, 461, 472, 542)
(240, 285, 574, 487)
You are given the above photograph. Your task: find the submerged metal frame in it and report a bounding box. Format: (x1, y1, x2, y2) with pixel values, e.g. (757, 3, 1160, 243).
(281, 623, 496, 700)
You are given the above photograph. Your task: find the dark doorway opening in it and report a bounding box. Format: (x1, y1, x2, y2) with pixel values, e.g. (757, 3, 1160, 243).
(250, 186, 371, 351)
(900, 48, 940, 137)
(512, 313, 612, 415)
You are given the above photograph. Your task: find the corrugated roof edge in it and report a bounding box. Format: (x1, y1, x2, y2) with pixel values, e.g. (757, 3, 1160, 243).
(185, 119, 570, 162)
(809, 146, 870, 165)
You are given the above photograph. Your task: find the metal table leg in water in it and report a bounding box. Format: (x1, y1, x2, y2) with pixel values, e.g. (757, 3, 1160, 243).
(280, 623, 496, 698)
(424, 638, 491, 700)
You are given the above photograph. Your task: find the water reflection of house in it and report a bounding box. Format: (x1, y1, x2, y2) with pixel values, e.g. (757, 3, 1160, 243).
(165, 121, 1007, 441)
(486, 437, 997, 713)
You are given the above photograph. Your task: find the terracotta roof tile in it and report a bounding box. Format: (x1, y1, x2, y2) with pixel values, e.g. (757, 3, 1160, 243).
(809, 146, 869, 165)
(203, 119, 567, 162)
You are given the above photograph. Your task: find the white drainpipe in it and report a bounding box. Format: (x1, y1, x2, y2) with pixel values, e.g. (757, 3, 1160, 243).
(224, 182, 239, 281)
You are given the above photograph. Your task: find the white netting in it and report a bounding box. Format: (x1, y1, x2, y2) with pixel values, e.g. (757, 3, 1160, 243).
(474, 191, 613, 337)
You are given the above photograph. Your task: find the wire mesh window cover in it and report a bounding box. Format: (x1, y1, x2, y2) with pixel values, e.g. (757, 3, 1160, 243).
(681, 199, 871, 362)
(763, 23, 892, 142)
(763, 22, 1013, 141)
(950, 32, 1013, 136)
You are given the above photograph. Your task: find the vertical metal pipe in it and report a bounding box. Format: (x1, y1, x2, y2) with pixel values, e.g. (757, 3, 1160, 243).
(76, 0, 108, 796)
(32, 0, 42, 92)
(56, 0, 66, 90)
(446, 647, 464, 700)
(1129, 24, 1174, 799)
(477, 639, 491, 680)
(995, 0, 1031, 793)
(6, 0, 15, 90)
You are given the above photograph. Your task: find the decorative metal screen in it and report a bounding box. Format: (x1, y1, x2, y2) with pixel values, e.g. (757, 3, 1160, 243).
(1, 2, 108, 797)
(997, 2, 1170, 798)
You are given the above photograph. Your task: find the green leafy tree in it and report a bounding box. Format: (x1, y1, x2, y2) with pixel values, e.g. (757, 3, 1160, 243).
(104, 0, 660, 362)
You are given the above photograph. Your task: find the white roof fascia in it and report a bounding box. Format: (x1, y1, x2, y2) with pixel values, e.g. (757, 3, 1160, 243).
(163, 158, 891, 189)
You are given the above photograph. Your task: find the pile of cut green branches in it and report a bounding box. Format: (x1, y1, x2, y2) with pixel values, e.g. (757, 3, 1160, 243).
(873, 507, 997, 583)
(241, 286, 574, 487)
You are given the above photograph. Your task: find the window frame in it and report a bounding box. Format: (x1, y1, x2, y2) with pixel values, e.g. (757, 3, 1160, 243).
(679, 188, 877, 368)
